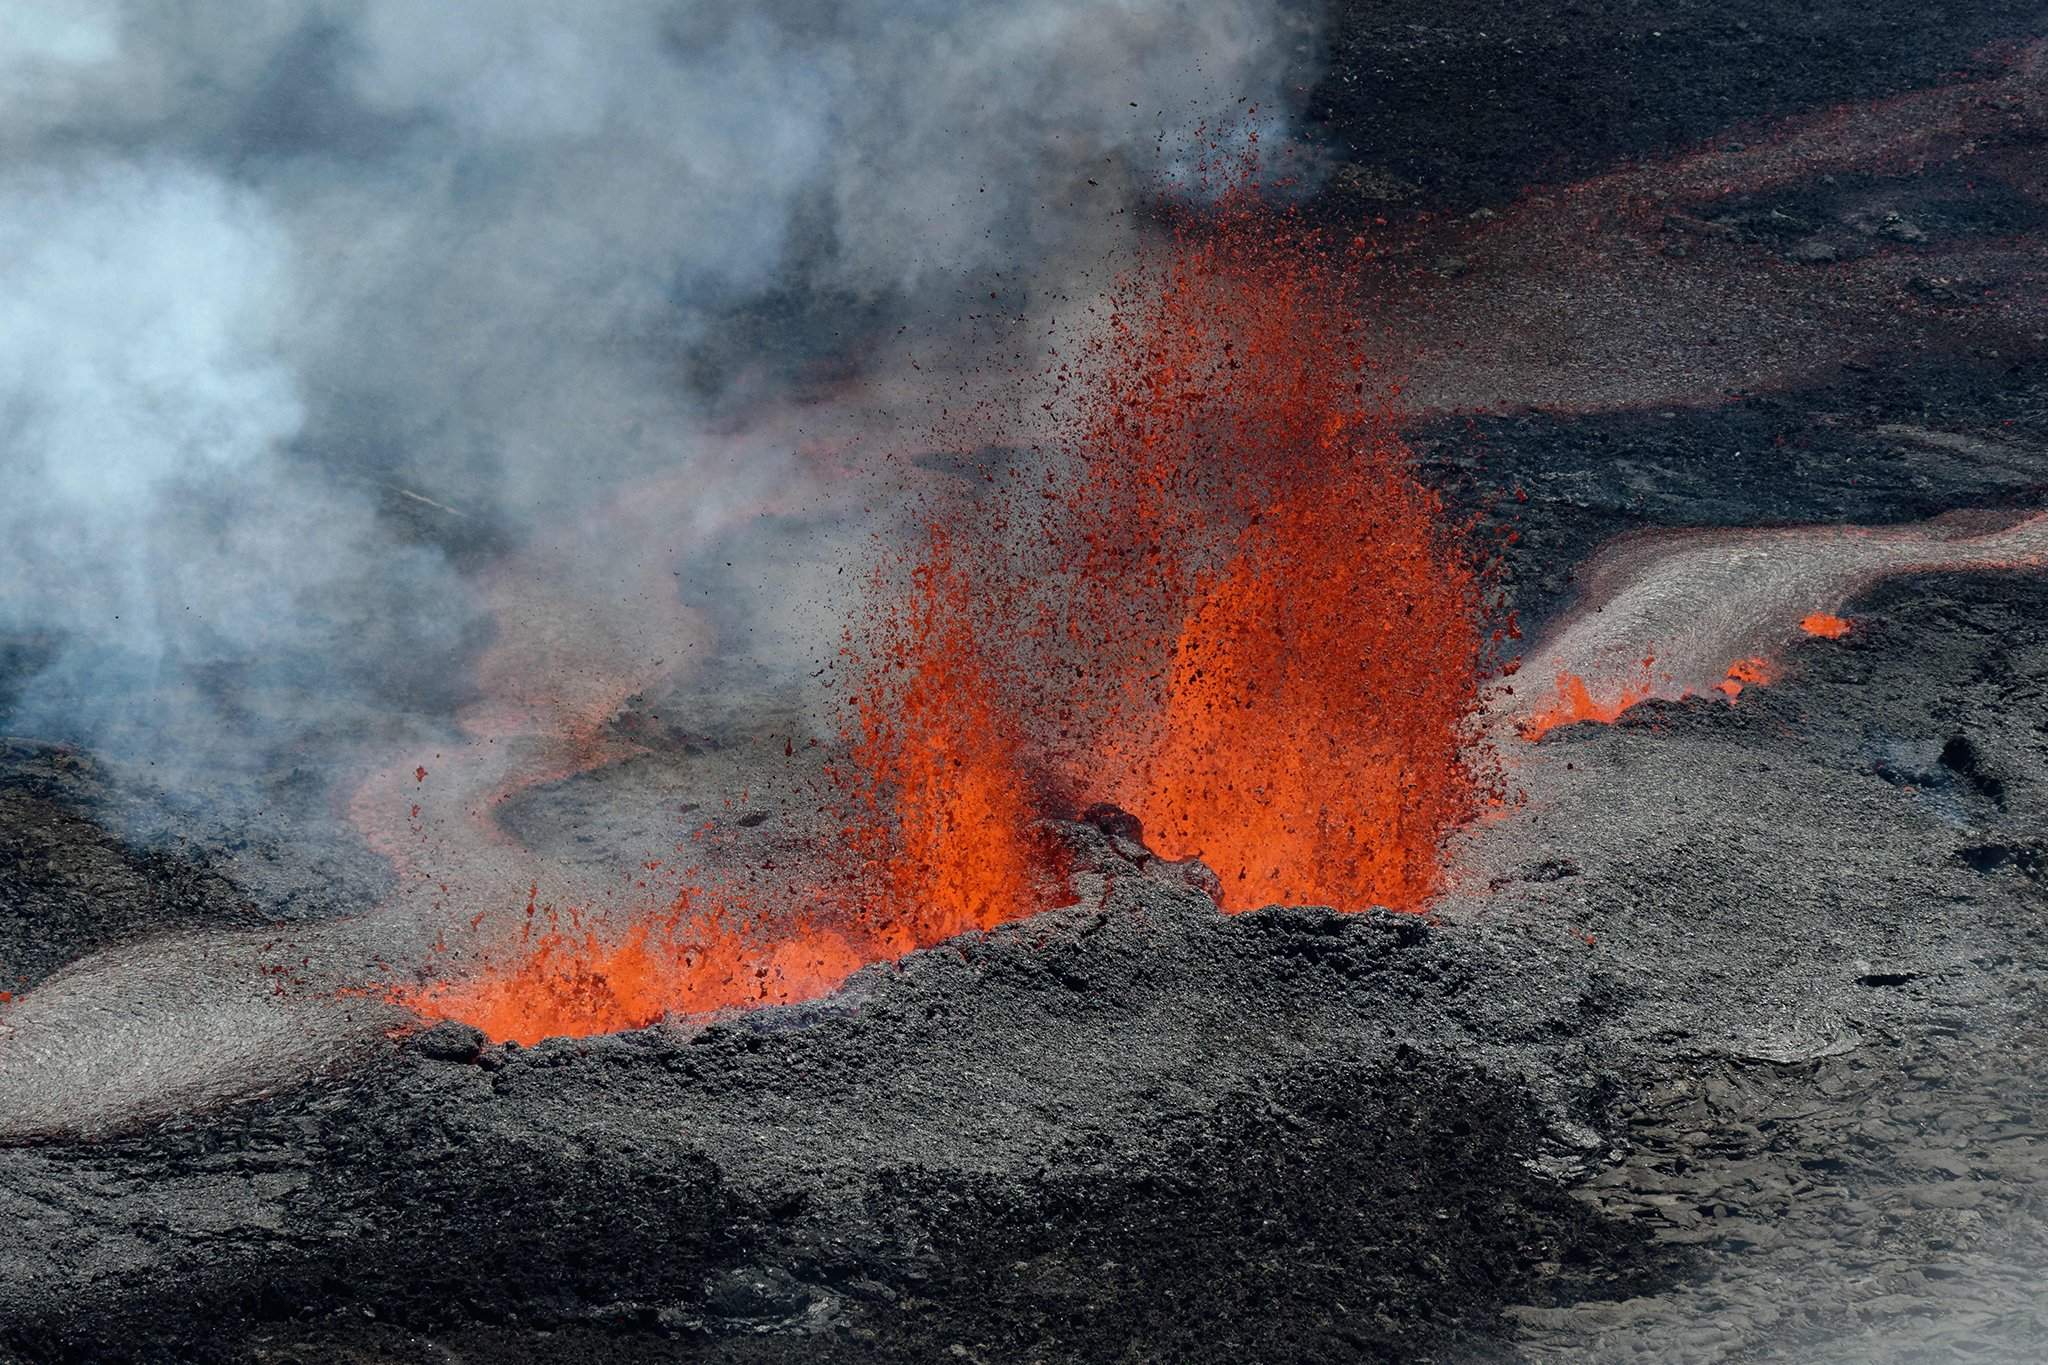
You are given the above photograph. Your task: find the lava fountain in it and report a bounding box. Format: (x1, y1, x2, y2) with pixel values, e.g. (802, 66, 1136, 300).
(1047, 202, 1495, 913)
(836, 523, 1065, 952)
(854, 184, 1498, 914)
(388, 180, 1501, 1044)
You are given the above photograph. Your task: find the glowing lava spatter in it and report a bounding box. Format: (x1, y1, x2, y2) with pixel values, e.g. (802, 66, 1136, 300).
(1059, 195, 1492, 911)
(838, 524, 1066, 949)
(391, 895, 867, 1047)
(1519, 669, 1658, 741)
(395, 170, 1499, 1045)
(1713, 657, 1772, 700)
(1131, 470, 1484, 910)
(1801, 613, 1852, 638)
(854, 182, 1496, 914)
(380, 842, 897, 1045)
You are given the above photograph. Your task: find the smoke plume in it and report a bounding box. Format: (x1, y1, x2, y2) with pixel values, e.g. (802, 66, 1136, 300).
(0, 0, 1309, 842)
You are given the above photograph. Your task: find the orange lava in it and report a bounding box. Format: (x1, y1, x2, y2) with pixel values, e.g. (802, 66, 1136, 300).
(392, 898, 867, 1046)
(1715, 656, 1772, 700)
(1523, 655, 1778, 731)
(838, 525, 1062, 950)
(1801, 612, 1852, 638)
(1713, 655, 1773, 700)
(851, 176, 1493, 914)
(1519, 672, 1655, 740)
(1092, 206, 1487, 912)
(1130, 470, 1483, 909)
(1725, 656, 1771, 685)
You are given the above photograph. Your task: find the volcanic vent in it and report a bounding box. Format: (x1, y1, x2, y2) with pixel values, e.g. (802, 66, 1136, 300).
(387, 183, 1498, 1043)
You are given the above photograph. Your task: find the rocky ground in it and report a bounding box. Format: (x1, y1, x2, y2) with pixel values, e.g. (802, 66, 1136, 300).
(4, 1, 2047, 1361)
(2, 562, 2042, 1364)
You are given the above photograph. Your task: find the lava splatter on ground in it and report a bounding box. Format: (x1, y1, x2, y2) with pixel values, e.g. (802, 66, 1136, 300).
(1802, 612, 1853, 638)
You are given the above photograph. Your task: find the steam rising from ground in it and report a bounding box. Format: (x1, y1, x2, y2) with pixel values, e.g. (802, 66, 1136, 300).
(0, 0, 1304, 815)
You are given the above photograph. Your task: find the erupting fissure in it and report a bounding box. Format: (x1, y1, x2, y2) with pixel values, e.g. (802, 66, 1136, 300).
(847, 183, 1493, 917)
(392, 178, 1496, 1044)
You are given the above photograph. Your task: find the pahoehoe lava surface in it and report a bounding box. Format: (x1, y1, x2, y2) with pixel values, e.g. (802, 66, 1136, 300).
(5, 1, 2048, 1362)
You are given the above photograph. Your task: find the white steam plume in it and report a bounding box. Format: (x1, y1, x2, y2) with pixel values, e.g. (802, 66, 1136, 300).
(0, 0, 1307, 833)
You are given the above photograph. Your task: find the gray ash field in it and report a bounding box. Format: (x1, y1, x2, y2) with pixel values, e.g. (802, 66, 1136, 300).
(4, 3, 2048, 1363)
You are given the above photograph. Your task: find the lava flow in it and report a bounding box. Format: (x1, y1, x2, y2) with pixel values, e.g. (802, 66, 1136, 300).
(1498, 509, 2048, 741)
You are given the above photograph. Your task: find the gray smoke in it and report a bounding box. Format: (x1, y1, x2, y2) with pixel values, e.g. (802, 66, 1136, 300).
(0, 0, 1309, 836)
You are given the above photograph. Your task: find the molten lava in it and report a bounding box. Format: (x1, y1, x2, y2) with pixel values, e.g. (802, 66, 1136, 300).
(1713, 656, 1773, 700)
(1801, 613, 1852, 638)
(1081, 213, 1487, 912)
(1519, 669, 1657, 741)
(1519, 653, 1778, 735)
(392, 897, 866, 1047)
(852, 184, 1492, 914)
(390, 173, 1496, 1045)
(1113, 444, 1481, 910)
(838, 525, 1063, 949)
